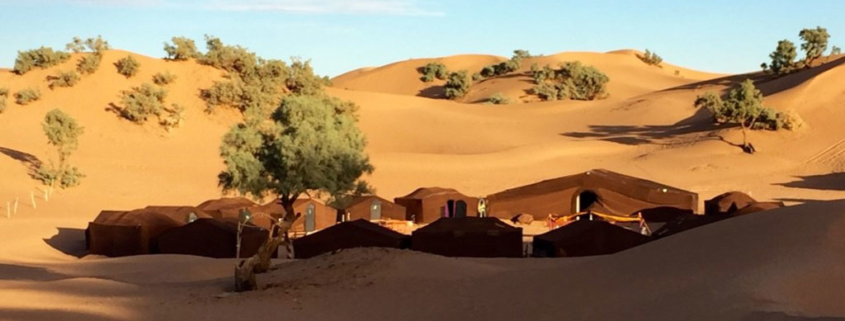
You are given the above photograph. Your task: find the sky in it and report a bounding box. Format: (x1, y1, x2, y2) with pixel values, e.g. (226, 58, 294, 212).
(0, 0, 844, 77)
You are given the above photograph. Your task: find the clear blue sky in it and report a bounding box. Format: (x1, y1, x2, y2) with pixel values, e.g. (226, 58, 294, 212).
(1, 0, 844, 77)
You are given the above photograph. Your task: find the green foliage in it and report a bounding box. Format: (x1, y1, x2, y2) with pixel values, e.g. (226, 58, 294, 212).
(444, 70, 471, 99)
(198, 35, 257, 73)
(152, 71, 177, 85)
(0, 87, 8, 97)
(76, 53, 102, 75)
(119, 83, 167, 123)
(531, 61, 610, 101)
(512, 49, 532, 62)
(218, 95, 373, 203)
(640, 49, 663, 67)
(37, 109, 85, 188)
(0, 96, 6, 114)
(761, 40, 799, 75)
(418, 62, 449, 82)
(471, 72, 482, 81)
(694, 79, 797, 148)
(66, 36, 110, 54)
(14, 47, 71, 75)
(831, 46, 842, 56)
(15, 88, 41, 105)
(286, 58, 324, 96)
(487, 92, 512, 105)
(479, 59, 520, 78)
(799, 26, 830, 66)
(49, 70, 81, 89)
(115, 55, 140, 78)
(164, 36, 200, 61)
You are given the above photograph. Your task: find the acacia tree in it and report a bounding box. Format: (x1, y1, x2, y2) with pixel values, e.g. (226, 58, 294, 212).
(761, 40, 799, 75)
(37, 109, 85, 187)
(695, 79, 767, 152)
(799, 26, 830, 66)
(219, 94, 373, 291)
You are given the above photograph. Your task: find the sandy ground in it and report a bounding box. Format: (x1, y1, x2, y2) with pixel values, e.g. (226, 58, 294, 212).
(2, 50, 845, 320)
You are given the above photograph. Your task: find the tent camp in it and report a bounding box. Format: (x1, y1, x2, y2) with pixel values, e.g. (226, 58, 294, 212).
(156, 218, 271, 258)
(704, 191, 756, 216)
(395, 187, 479, 224)
(655, 200, 785, 238)
(411, 217, 522, 258)
(533, 220, 652, 257)
(197, 197, 258, 224)
(485, 169, 698, 222)
(293, 219, 411, 259)
(337, 195, 407, 222)
(87, 208, 193, 256)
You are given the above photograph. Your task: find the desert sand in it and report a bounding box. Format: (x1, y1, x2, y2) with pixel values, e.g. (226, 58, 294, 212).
(2, 49, 845, 320)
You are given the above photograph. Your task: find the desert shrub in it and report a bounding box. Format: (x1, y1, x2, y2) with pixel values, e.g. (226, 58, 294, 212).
(198, 35, 257, 74)
(472, 72, 482, 81)
(286, 58, 324, 96)
(799, 26, 829, 66)
(487, 92, 512, 105)
(159, 103, 185, 131)
(694, 79, 797, 151)
(164, 36, 200, 61)
(512, 49, 532, 62)
(202, 80, 243, 112)
(675, 70, 680, 76)
(640, 49, 663, 67)
(152, 71, 177, 85)
(119, 83, 167, 123)
(479, 59, 520, 78)
(761, 40, 799, 75)
(49, 70, 81, 89)
(0, 87, 8, 97)
(14, 47, 71, 75)
(418, 62, 448, 82)
(832, 46, 842, 56)
(66, 36, 110, 54)
(115, 55, 140, 78)
(15, 88, 41, 105)
(0, 97, 6, 114)
(444, 70, 470, 99)
(76, 53, 102, 75)
(35, 109, 85, 188)
(531, 61, 609, 101)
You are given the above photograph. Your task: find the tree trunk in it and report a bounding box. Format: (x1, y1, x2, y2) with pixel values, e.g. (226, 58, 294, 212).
(741, 125, 748, 148)
(234, 198, 299, 292)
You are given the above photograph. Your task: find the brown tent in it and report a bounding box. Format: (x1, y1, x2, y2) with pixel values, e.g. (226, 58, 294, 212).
(395, 187, 479, 224)
(704, 191, 756, 216)
(156, 218, 271, 258)
(87, 209, 185, 256)
(144, 206, 213, 222)
(338, 195, 407, 222)
(293, 219, 411, 259)
(486, 169, 698, 222)
(411, 217, 522, 258)
(533, 220, 652, 257)
(197, 197, 256, 219)
(249, 199, 337, 235)
(732, 201, 785, 216)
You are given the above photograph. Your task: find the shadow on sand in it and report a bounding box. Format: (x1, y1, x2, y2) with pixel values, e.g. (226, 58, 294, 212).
(775, 172, 845, 191)
(0, 146, 43, 178)
(43, 228, 88, 259)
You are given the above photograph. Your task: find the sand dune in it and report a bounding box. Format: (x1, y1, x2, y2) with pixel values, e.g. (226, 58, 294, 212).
(2, 48, 845, 320)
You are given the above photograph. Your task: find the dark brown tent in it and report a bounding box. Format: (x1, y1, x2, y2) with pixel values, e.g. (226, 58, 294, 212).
(249, 199, 337, 235)
(395, 187, 479, 224)
(655, 200, 785, 239)
(704, 191, 756, 216)
(533, 220, 652, 257)
(87, 209, 184, 256)
(156, 218, 271, 258)
(733, 201, 785, 216)
(338, 195, 407, 222)
(197, 197, 257, 219)
(293, 219, 410, 259)
(485, 169, 698, 222)
(411, 217, 522, 258)
(144, 206, 213, 222)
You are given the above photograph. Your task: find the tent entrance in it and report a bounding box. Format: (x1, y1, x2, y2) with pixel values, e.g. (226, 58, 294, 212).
(370, 199, 382, 220)
(305, 204, 316, 232)
(575, 190, 598, 213)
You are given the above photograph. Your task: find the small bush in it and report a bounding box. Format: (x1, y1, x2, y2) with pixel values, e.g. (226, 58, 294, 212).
(14, 47, 71, 75)
(152, 71, 177, 85)
(202, 81, 243, 112)
(418, 62, 448, 82)
(0, 87, 8, 97)
(444, 70, 470, 99)
(198, 35, 257, 74)
(115, 55, 140, 78)
(119, 83, 167, 123)
(479, 59, 520, 78)
(487, 93, 512, 105)
(77, 54, 102, 75)
(66, 36, 110, 54)
(160, 104, 185, 131)
(640, 49, 663, 67)
(15, 88, 41, 105)
(762, 40, 800, 75)
(49, 71, 81, 89)
(831, 46, 842, 56)
(531, 61, 609, 101)
(799, 26, 829, 66)
(164, 36, 200, 61)
(0, 96, 6, 114)
(471, 72, 483, 81)
(34, 165, 84, 188)
(512, 49, 532, 62)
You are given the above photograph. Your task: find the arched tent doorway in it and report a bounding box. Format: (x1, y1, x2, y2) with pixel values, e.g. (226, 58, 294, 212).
(370, 199, 382, 221)
(454, 200, 468, 218)
(305, 204, 316, 232)
(575, 190, 598, 213)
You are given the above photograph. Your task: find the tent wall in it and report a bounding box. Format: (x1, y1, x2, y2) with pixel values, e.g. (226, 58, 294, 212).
(87, 222, 146, 257)
(293, 220, 410, 259)
(342, 196, 407, 222)
(411, 218, 522, 258)
(156, 219, 270, 258)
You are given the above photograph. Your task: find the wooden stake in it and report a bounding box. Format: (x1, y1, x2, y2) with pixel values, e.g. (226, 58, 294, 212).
(14, 198, 18, 215)
(44, 189, 49, 202)
(31, 192, 36, 209)
(6, 202, 9, 219)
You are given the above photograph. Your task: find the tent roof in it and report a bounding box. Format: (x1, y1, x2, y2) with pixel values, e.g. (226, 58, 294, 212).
(535, 220, 649, 242)
(397, 187, 472, 200)
(414, 217, 521, 234)
(196, 197, 256, 213)
(344, 195, 401, 210)
(489, 169, 695, 200)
